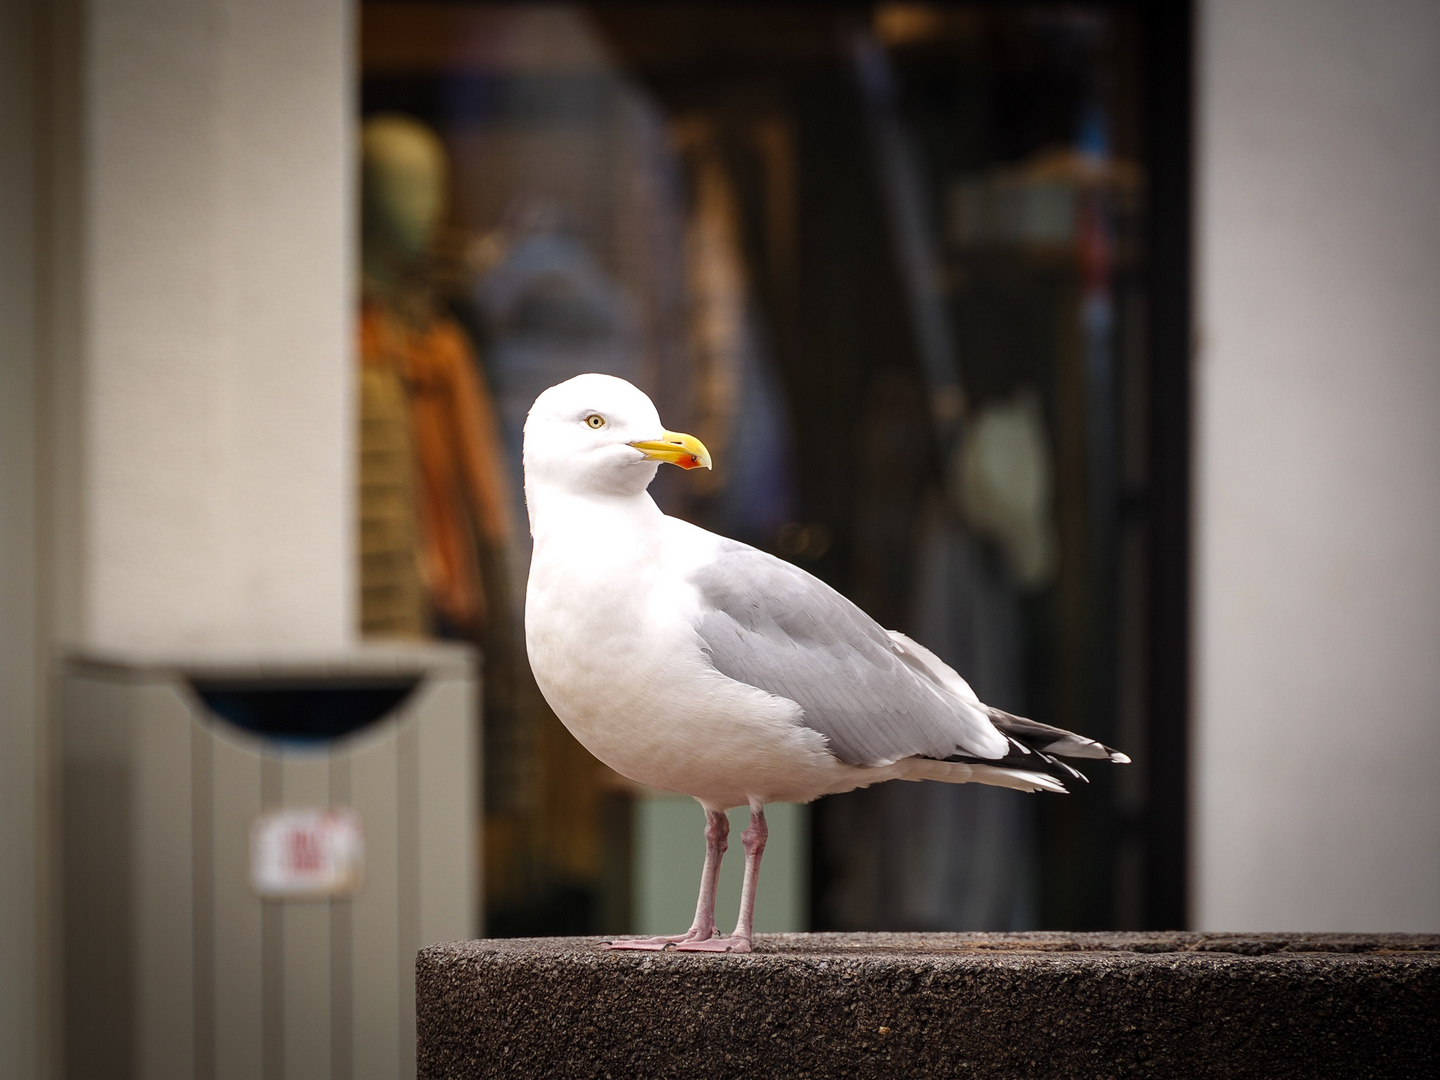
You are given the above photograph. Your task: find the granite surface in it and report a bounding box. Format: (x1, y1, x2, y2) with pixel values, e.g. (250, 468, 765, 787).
(417, 932, 1440, 1079)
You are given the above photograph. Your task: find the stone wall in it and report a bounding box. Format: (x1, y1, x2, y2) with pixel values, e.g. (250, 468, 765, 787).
(418, 933, 1439, 1078)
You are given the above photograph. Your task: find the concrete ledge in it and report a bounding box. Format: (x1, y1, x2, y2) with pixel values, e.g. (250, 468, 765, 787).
(417, 933, 1440, 1078)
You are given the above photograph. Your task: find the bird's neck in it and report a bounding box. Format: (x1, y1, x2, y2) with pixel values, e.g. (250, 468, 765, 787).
(528, 486, 664, 558)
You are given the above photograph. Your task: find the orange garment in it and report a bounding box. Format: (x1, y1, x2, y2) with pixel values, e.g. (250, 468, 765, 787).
(360, 300, 514, 629)
(357, 354, 426, 637)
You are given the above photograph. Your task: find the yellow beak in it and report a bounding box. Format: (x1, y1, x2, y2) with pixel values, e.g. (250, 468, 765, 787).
(628, 430, 712, 471)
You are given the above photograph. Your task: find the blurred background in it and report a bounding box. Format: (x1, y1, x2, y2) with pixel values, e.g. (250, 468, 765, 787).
(3, 1, 1438, 1078)
(356, 1, 1174, 941)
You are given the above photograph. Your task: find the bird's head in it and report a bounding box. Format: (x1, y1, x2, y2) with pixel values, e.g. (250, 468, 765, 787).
(523, 373, 712, 500)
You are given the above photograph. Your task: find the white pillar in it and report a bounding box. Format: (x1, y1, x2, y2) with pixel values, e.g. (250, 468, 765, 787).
(1195, 0, 1440, 930)
(82, 0, 354, 650)
(2, 2, 353, 1075)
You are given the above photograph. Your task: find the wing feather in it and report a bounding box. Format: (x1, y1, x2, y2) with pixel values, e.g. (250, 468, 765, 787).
(690, 545, 1010, 765)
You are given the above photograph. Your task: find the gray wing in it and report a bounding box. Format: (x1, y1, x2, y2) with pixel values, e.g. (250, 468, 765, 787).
(690, 543, 1007, 765)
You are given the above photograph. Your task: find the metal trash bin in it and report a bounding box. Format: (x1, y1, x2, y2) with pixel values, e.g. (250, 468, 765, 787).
(61, 643, 478, 1080)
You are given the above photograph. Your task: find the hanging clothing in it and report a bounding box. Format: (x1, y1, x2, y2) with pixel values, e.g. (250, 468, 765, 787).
(678, 123, 797, 544)
(359, 297, 514, 632)
(475, 226, 644, 547)
(357, 349, 427, 638)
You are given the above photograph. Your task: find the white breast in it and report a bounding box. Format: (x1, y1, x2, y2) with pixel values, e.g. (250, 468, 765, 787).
(524, 495, 842, 809)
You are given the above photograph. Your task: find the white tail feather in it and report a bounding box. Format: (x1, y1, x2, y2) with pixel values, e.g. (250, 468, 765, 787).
(896, 757, 1069, 794)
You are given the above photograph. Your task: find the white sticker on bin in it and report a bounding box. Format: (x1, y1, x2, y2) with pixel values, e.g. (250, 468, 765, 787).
(250, 808, 364, 899)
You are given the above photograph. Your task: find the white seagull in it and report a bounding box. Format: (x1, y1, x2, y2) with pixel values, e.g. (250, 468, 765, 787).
(523, 373, 1128, 953)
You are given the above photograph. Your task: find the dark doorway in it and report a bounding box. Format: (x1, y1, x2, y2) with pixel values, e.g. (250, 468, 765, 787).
(361, 0, 1191, 933)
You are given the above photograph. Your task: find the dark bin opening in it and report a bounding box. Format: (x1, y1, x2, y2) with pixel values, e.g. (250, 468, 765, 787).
(191, 676, 422, 744)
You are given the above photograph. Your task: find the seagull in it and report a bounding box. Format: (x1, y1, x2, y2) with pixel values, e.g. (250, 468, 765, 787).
(523, 373, 1128, 953)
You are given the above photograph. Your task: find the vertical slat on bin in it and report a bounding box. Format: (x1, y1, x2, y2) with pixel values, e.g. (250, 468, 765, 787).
(397, 711, 420, 1080)
(261, 757, 283, 1080)
(280, 751, 331, 1080)
(417, 674, 476, 946)
(62, 672, 137, 1080)
(192, 712, 214, 1080)
(133, 683, 195, 1080)
(329, 754, 353, 1080)
(211, 725, 265, 1080)
(348, 720, 401, 1080)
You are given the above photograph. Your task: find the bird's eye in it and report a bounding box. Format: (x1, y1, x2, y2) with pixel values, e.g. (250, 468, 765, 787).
(585, 414, 606, 429)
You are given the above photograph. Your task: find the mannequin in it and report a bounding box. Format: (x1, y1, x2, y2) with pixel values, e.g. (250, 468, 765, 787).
(359, 115, 553, 928)
(357, 113, 514, 638)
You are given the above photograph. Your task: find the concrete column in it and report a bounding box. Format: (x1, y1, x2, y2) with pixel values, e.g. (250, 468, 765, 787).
(1, 2, 354, 1075)
(81, 0, 354, 650)
(1195, 0, 1440, 929)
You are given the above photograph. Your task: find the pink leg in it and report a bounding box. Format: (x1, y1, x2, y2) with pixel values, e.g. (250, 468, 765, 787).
(673, 800, 766, 953)
(606, 808, 729, 950)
